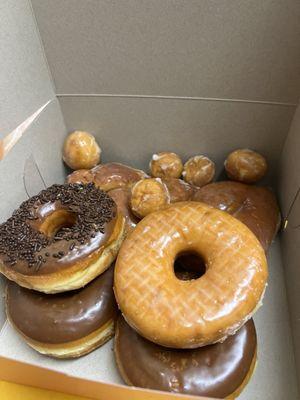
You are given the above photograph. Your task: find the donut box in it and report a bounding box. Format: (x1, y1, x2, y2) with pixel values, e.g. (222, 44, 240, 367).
(0, 1, 299, 399)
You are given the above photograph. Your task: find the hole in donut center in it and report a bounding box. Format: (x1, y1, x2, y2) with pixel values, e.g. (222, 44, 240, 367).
(39, 210, 77, 237)
(174, 252, 206, 281)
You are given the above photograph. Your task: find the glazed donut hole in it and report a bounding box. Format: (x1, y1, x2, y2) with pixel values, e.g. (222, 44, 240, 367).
(130, 178, 170, 219)
(63, 131, 101, 170)
(225, 149, 267, 183)
(183, 155, 215, 187)
(150, 152, 183, 179)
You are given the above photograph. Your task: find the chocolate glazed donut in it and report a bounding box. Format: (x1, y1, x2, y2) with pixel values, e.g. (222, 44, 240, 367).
(0, 183, 125, 293)
(115, 316, 257, 399)
(108, 188, 140, 233)
(193, 181, 281, 252)
(67, 162, 148, 191)
(6, 266, 118, 358)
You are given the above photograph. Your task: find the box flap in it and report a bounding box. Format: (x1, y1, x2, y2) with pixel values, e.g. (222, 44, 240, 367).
(0, 0, 55, 137)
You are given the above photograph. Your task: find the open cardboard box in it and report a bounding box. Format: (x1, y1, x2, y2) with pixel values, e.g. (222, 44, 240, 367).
(0, 1, 300, 399)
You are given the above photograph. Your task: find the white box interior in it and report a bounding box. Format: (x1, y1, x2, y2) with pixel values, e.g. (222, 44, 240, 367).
(0, 1, 300, 399)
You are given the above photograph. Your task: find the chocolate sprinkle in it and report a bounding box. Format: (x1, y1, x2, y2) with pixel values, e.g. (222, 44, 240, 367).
(0, 183, 115, 269)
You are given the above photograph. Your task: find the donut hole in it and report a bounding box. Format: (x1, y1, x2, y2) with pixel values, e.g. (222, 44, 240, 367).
(174, 251, 206, 281)
(39, 210, 77, 237)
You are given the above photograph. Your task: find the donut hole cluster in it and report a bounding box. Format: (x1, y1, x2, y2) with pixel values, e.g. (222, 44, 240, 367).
(64, 132, 268, 225)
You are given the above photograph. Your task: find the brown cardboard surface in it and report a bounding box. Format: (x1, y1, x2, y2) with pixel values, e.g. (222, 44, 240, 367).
(279, 105, 300, 388)
(0, 0, 55, 138)
(59, 96, 295, 184)
(31, 0, 300, 103)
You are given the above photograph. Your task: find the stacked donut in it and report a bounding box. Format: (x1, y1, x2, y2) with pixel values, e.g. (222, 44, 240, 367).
(1, 183, 125, 358)
(109, 154, 277, 398)
(0, 130, 281, 398)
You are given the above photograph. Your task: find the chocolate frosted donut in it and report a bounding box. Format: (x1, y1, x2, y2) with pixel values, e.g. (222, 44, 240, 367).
(67, 163, 148, 192)
(193, 181, 281, 251)
(7, 266, 118, 358)
(0, 183, 125, 293)
(66, 169, 94, 184)
(92, 163, 148, 191)
(115, 316, 257, 398)
(108, 188, 139, 233)
(162, 178, 194, 203)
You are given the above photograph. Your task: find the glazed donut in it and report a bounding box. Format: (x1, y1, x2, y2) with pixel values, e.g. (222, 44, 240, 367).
(108, 188, 139, 233)
(67, 162, 148, 192)
(162, 178, 194, 203)
(114, 202, 267, 348)
(182, 155, 215, 187)
(115, 316, 257, 399)
(193, 181, 281, 251)
(6, 266, 118, 359)
(149, 152, 183, 179)
(0, 183, 125, 293)
(224, 149, 267, 183)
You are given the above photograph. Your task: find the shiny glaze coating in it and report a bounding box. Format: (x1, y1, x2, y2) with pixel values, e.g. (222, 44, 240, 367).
(7, 266, 118, 344)
(115, 202, 267, 348)
(130, 178, 170, 218)
(115, 316, 257, 398)
(92, 163, 148, 191)
(193, 181, 280, 251)
(108, 188, 139, 232)
(67, 163, 148, 192)
(67, 169, 94, 184)
(162, 178, 194, 203)
(149, 152, 183, 179)
(183, 155, 215, 187)
(9, 199, 117, 276)
(224, 149, 267, 183)
(63, 131, 101, 170)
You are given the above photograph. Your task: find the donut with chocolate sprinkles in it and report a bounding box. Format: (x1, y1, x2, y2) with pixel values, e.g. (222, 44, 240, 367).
(0, 183, 125, 293)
